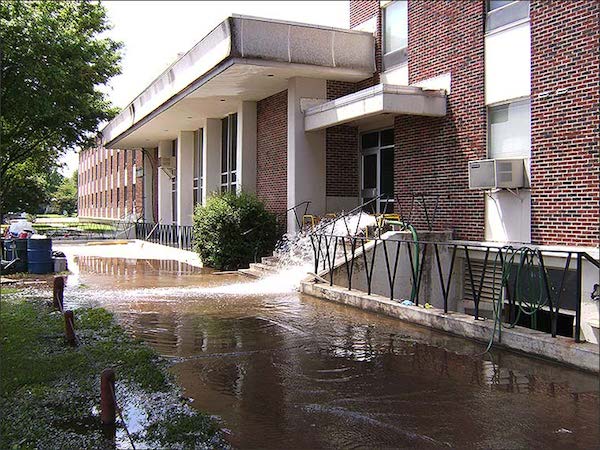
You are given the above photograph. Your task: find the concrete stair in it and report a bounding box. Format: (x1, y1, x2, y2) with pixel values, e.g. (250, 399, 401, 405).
(238, 255, 282, 278)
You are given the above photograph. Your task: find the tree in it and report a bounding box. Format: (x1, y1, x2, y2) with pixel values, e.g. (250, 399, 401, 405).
(51, 170, 78, 215)
(0, 1, 121, 214)
(0, 160, 63, 214)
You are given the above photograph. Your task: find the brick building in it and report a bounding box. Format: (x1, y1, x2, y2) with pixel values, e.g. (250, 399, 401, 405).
(80, 0, 598, 248)
(78, 0, 599, 341)
(78, 147, 153, 220)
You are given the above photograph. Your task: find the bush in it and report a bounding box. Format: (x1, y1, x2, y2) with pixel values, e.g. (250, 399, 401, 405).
(192, 191, 279, 270)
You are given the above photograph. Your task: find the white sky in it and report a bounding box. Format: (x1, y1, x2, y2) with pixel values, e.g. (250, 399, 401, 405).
(61, 1, 350, 175)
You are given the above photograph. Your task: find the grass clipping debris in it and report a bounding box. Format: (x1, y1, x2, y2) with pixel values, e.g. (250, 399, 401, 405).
(0, 293, 226, 449)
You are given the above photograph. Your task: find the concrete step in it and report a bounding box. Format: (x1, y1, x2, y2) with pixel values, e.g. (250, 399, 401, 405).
(261, 256, 281, 267)
(248, 262, 278, 276)
(238, 268, 262, 278)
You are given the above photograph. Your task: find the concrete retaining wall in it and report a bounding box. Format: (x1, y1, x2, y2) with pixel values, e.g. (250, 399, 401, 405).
(300, 281, 599, 373)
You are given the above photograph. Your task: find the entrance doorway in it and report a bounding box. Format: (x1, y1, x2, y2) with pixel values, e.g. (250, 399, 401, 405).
(360, 129, 395, 214)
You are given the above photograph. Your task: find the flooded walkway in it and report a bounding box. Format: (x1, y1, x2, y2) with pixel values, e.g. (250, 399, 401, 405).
(60, 249, 599, 449)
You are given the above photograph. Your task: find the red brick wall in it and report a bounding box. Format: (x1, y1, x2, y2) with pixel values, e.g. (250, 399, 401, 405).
(394, 0, 486, 239)
(326, 81, 360, 198)
(530, 0, 599, 246)
(77, 147, 145, 220)
(256, 90, 288, 217)
(350, 0, 381, 89)
(326, 125, 359, 197)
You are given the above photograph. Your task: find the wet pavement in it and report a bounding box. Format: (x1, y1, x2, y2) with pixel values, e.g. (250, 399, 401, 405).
(61, 251, 600, 449)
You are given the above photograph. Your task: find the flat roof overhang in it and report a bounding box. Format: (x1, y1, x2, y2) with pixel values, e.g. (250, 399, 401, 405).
(304, 84, 447, 131)
(101, 15, 375, 149)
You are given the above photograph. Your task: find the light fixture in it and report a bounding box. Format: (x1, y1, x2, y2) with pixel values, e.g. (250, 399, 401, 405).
(267, 74, 274, 77)
(187, 116, 193, 119)
(220, 99, 226, 102)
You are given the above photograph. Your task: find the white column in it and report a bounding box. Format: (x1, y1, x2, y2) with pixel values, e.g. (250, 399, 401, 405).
(157, 140, 173, 225)
(177, 131, 195, 226)
(202, 118, 222, 204)
(236, 101, 257, 194)
(287, 77, 327, 233)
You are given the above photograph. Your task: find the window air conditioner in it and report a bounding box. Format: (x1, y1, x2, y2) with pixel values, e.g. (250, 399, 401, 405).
(468, 158, 525, 190)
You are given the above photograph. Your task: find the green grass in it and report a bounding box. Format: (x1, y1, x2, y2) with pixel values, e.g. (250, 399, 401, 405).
(0, 295, 225, 449)
(0, 286, 21, 295)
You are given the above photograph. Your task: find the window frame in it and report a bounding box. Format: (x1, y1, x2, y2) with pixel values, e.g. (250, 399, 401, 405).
(381, 0, 408, 70)
(193, 128, 203, 205)
(485, 0, 529, 33)
(359, 128, 395, 214)
(220, 113, 238, 194)
(487, 97, 531, 160)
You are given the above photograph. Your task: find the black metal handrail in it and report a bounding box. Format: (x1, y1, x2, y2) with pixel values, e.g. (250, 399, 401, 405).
(135, 222, 193, 250)
(241, 200, 311, 237)
(309, 232, 600, 343)
(309, 194, 390, 238)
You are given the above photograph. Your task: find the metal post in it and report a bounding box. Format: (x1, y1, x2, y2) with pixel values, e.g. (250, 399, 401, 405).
(53, 276, 65, 310)
(575, 253, 582, 343)
(100, 368, 117, 425)
(64, 310, 76, 345)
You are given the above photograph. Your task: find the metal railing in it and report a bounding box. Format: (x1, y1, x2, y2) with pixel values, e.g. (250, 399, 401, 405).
(309, 232, 600, 343)
(135, 222, 193, 250)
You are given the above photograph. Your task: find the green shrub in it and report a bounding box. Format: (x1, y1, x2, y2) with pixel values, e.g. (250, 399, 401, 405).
(193, 191, 279, 270)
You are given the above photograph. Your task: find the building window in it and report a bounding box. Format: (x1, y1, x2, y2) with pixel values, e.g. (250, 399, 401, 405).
(360, 128, 395, 214)
(110, 155, 113, 173)
(116, 187, 120, 206)
(123, 149, 128, 169)
(486, 1, 529, 32)
(171, 140, 178, 222)
(220, 114, 237, 193)
(132, 182, 136, 214)
(382, 0, 408, 69)
(193, 128, 203, 205)
(488, 98, 531, 159)
(116, 151, 120, 171)
(124, 185, 128, 213)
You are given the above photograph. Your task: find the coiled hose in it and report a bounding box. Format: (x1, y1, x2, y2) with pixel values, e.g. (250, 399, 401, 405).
(485, 246, 550, 353)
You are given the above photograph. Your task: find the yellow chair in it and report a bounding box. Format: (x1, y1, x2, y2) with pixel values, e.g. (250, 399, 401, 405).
(302, 214, 319, 230)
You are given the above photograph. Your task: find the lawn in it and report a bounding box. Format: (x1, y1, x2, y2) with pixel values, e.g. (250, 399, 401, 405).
(0, 292, 226, 449)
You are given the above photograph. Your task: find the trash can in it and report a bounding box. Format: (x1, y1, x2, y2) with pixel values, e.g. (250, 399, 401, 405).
(53, 256, 68, 273)
(3, 239, 28, 273)
(27, 238, 53, 274)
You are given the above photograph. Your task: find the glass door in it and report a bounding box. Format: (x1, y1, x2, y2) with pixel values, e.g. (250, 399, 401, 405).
(360, 129, 395, 214)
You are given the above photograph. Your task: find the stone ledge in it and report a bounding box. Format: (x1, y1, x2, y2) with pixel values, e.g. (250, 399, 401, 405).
(300, 281, 600, 373)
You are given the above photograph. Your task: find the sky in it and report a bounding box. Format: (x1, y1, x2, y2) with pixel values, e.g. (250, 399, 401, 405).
(60, 1, 350, 175)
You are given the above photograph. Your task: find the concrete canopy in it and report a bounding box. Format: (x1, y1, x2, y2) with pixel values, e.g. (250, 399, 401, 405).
(101, 15, 375, 149)
(303, 84, 448, 132)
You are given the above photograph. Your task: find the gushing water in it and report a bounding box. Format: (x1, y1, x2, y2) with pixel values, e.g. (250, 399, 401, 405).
(268, 212, 377, 288)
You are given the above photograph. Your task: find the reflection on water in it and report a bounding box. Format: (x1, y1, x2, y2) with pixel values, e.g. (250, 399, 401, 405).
(64, 254, 600, 449)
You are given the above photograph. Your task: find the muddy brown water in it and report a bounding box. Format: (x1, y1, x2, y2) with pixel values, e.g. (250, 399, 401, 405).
(62, 255, 599, 449)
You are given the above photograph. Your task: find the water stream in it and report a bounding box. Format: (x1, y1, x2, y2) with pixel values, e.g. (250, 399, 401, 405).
(56, 245, 599, 449)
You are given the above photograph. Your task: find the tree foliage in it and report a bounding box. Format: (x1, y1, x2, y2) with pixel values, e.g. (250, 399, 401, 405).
(0, 0, 121, 213)
(1, 160, 63, 214)
(51, 170, 78, 215)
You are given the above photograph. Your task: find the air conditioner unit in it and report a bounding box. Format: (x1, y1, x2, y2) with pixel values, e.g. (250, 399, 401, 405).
(468, 158, 525, 190)
(158, 156, 175, 169)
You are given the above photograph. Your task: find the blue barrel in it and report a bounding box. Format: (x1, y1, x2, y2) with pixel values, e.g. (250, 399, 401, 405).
(27, 238, 53, 274)
(3, 239, 28, 272)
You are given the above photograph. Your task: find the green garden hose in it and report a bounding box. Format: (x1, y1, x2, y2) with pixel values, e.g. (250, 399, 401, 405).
(484, 246, 550, 353)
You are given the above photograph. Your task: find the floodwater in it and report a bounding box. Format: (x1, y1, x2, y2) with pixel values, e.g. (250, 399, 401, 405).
(61, 252, 599, 449)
